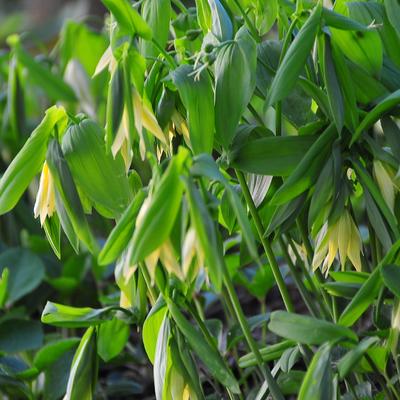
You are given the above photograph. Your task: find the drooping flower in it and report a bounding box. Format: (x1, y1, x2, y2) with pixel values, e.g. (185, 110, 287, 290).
(312, 209, 362, 276)
(33, 161, 56, 226)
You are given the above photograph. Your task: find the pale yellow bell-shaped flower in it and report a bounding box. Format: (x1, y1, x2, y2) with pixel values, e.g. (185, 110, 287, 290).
(136, 195, 200, 283)
(111, 107, 133, 172)
(133, 90, 167, 160)
(169, 367, 195, 400)
(312, 209, 362, 276)
(34, 161, 56, 226)
(114, 244, 137, 308)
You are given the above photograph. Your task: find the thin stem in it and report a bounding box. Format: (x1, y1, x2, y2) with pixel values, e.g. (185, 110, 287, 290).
(152, 38, 177, 68)
(139, 263, 157, 305)
(278, 237, 319, 317)
(230, 0, 260, 41)
(222, 270, 284, 400)
(285, 234, 331, 319)
(171, 0, 187, 14)
(236, 170, 295, 313)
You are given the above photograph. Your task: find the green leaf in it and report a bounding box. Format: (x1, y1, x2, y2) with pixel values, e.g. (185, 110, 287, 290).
(172, 65, 215, 154)
(331, 42, 359, 131)
(59, 21, 108, 76)
(41, 301, 116, 328)
(331, 23, 382, 76)
(167, 300, 240, 393)
(298, 344, 333, 400)
(143, 298, 167, 364)
(271, 123, 337, 205)
(97, 318, 130, 361)
(64, 327, 98, 400)
(339, 239, 400, 326)
(0, 268, 8, 308)
(337, 336, 380, 378)
(15, 47, 76, 102)
(183, 176, 224, 290)
(105, 63, 124, 153)
(266, 4, 322, 107)
(381, 264, 400, 297)
(43, 214, 61, 259)
(0, 248, 45, 304)
(101, 0, 152, 39)
(322, 8, 369, 31)
(0, 106, 66, 215)
(141, 0, 171, 60)
(98, 190, 146, 265)
(319, 35, 344, 133)
(0, 319, 43, 353)
(46, 139, 99, 254)
(385, 0, 400, 35)
(33, 338, 80, 371)
(130, 148, 189, 264)
(154, 314, 170, 400)
(196, 0, 212, 32)
(231, 134, 317, 176)
(215, 27, 256, 148)
(208, 0, 233, 41)
(62, 119, 132, 217)
(351, 89, 400, 145)
(352, 159, 399, 236)
(268, 311, 358, 344)
(238, 340, 295, 368)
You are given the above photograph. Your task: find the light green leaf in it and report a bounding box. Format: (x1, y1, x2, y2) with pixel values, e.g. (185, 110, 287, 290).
(64, 327, 98, 400)
(98, 190, 146, 265)
(172, 65, 215, 154)
(143, 298, 167, 364)
(41, 301, 117, 328)
(268, 311, 358, 344)
(0, 106, 66, 215)
(97, 318, 130, 361)
(102, 0, 152, 39)
(130, 148, 189, 264)
(34, 338, 80, 371)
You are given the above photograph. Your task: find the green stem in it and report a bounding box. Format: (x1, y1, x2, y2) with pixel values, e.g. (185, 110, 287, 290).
(139, 263, 157, 305)
(171, 0, 188, 13)
(222, 269, 284, 400)
(236, 170, 295, 313)
(230, 0, 260, 42)
(278, 237, 319, 317)
(285, 234, 331, 319)
(152, 38, 177, 69)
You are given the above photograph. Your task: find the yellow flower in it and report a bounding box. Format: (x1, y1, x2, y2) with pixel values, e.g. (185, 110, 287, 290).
(169, 367, 196, 400)
(312, 209, 362, 276)
(111, 107, 133, 172)
(34, 161, 56, 226)
(135, 195, 201, 283)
